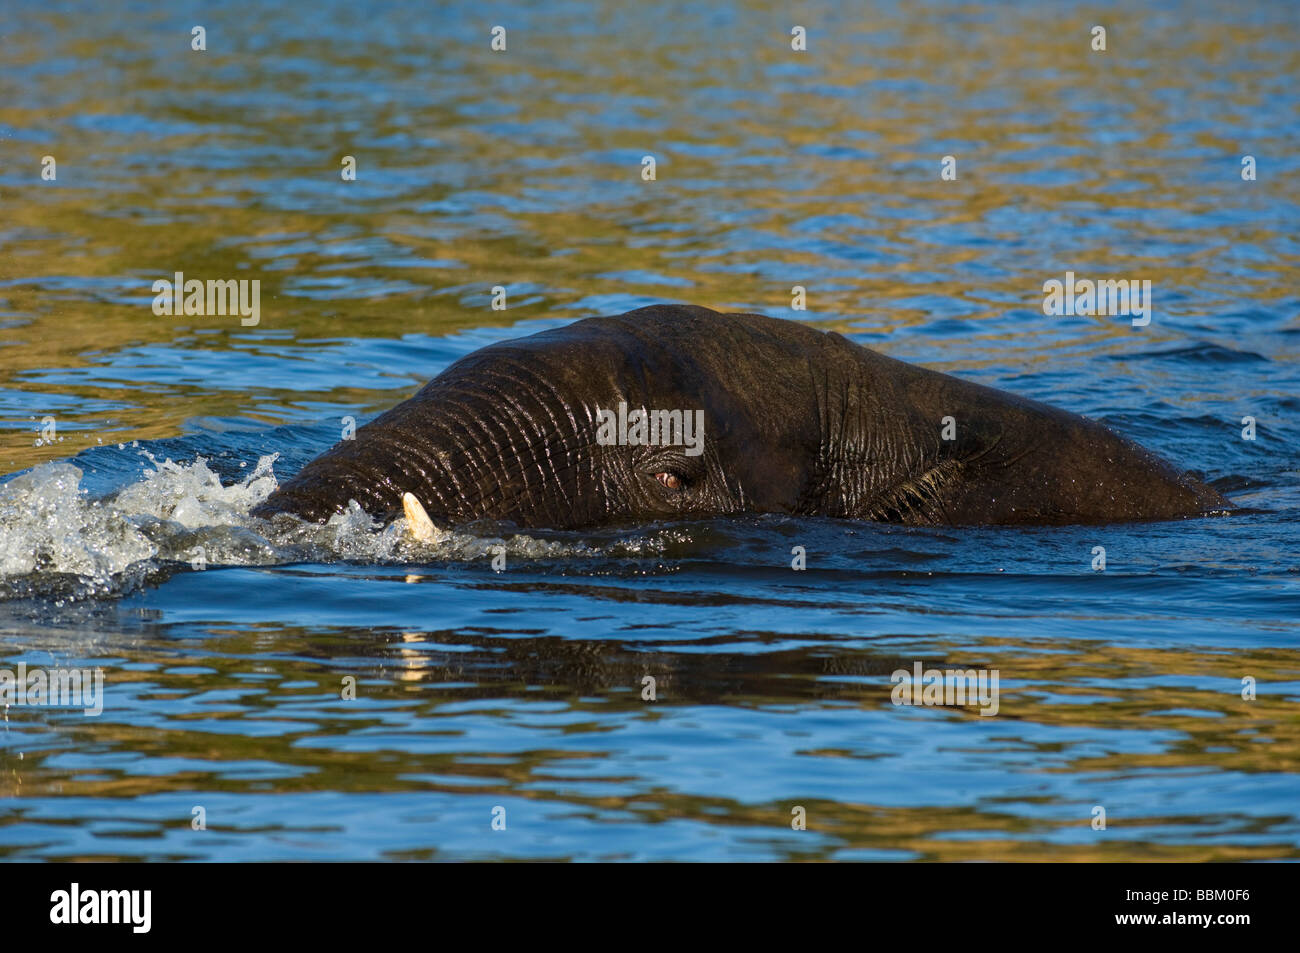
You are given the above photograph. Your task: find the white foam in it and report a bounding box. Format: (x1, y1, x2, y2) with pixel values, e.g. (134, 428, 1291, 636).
(0, 450, 613, 599)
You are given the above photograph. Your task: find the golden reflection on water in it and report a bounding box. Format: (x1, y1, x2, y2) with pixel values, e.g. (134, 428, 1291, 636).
(1, 5, 1295, 472)
(0, 2, 1296, 860)
(3, 625, 1296, 860)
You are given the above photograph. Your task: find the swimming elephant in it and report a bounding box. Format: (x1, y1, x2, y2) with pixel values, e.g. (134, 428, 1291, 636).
(251, 304, 1232, 529)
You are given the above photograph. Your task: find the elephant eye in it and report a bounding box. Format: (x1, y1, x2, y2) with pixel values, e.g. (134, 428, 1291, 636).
(655, 471, 683, 490)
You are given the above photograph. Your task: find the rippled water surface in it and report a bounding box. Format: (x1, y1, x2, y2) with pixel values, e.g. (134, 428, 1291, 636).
(1, 0, 1298, 860)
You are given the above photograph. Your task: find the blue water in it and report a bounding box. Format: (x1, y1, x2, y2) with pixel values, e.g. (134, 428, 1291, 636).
(0, 0, 1298, 860)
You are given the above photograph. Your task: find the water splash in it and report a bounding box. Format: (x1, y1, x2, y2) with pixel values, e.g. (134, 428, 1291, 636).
(0, 450, 598, 602)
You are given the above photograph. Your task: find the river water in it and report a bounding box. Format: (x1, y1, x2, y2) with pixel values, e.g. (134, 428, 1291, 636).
(1, 0, 1297, 860)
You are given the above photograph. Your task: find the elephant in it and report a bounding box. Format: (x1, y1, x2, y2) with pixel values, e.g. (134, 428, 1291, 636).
(251, 304, 1232, 530)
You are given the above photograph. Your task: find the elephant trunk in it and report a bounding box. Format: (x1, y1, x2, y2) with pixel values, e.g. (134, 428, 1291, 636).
(253, 370, 598, 528)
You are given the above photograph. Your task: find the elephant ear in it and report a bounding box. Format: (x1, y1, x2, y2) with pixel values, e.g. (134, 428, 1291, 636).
(816, 336, 1231, 526)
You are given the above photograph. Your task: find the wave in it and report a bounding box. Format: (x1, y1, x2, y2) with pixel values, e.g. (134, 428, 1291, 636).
(0, 451, 597, 603)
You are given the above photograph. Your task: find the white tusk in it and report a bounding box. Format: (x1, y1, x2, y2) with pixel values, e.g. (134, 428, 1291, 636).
(402, 492, 445, 543)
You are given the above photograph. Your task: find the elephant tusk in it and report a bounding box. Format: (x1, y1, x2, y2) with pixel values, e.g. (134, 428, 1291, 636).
(402, 492, 446, 544)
